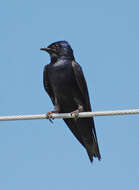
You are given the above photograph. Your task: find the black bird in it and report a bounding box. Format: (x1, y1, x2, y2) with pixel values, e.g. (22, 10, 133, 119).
(41, 41, 101, 162)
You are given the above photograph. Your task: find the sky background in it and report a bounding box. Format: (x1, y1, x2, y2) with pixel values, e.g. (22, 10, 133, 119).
(0, 0, 139, 189)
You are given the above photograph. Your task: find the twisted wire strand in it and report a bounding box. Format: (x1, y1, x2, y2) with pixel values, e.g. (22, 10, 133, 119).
(0, 109, 139, 121)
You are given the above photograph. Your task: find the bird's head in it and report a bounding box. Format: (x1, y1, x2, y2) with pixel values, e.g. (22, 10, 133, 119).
(40, 41, 75, 63)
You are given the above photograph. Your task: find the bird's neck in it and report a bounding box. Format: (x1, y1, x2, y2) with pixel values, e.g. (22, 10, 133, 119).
(60, 56, 75, 61)
(51, 56, 75, 64)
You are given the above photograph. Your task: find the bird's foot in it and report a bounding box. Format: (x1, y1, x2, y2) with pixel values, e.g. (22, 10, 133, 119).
(70, 109, 80, 120)
(46, 111, 54, 124)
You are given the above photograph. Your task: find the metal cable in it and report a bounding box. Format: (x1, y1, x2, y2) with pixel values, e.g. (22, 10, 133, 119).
(0, 109, 139, 121)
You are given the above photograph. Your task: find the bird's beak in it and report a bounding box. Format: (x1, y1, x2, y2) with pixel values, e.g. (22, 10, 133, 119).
(40, 47, 51, 51)
(40, 47, 55, 53)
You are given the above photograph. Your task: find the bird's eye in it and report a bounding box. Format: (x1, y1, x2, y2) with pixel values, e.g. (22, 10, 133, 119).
(55, 44, 59, 48)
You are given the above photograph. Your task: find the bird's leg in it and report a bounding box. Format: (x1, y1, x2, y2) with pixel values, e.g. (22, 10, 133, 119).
(46, 111, 54, 123)
(70, 105, 84, 120)
(46, 103, 60, 124)
(46, 109, 58, 124)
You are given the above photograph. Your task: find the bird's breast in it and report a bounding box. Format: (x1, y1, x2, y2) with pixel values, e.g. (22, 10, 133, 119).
(47, 60, 84, 112)
(49, 62, 74, 84)
(48, 62, 77, 96)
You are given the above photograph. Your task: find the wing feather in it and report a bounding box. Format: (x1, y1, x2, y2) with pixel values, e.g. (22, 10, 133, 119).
(43, 65, 55, 105)
(72, 61, 91, 111)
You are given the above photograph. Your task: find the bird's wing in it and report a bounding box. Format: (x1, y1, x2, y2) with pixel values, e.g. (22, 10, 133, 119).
(63, 118, 85, 147)
(72, 61, 91, 111)
(43, 65, 55, 105)
(72, 61, 101, 161)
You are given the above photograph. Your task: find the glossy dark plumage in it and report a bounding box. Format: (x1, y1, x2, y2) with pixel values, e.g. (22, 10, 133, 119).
(41, 41, 101, 162)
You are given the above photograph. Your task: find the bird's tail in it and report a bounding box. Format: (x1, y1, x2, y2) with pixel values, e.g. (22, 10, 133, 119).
(63, 117, 101, 162)
(85, 140, 101, 162)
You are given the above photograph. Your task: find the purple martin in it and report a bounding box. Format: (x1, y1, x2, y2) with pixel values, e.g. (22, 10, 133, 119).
(41, 41, 101, 162)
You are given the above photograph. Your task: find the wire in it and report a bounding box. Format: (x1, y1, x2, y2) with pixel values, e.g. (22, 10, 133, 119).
(0, 109, 139, 121)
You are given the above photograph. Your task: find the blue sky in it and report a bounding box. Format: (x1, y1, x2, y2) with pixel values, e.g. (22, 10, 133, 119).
(0, 0, 139, 189)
